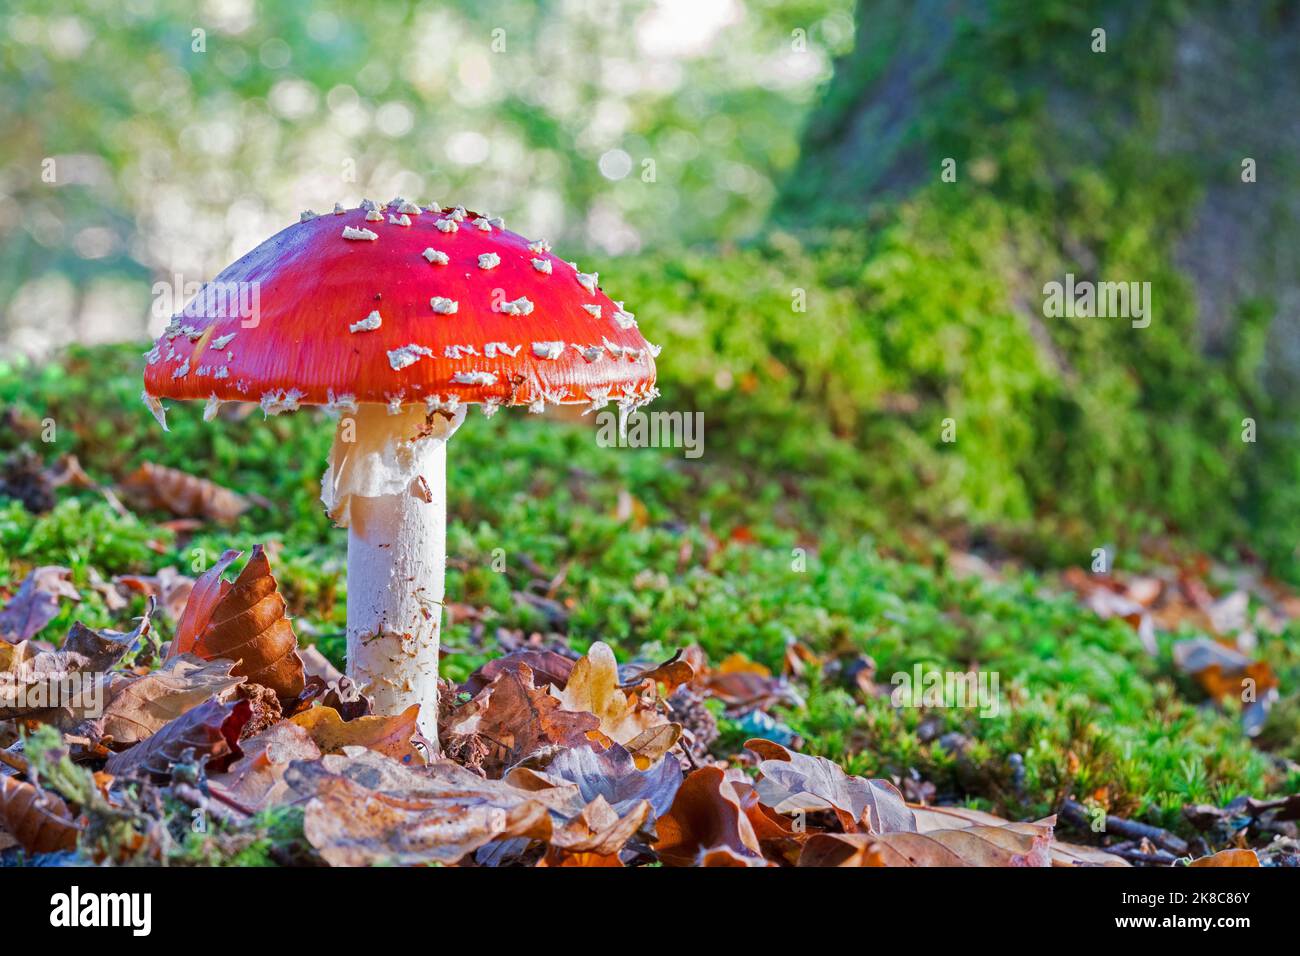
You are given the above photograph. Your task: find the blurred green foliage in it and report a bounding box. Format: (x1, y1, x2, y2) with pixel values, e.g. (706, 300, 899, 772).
(0, 0, 852, 349)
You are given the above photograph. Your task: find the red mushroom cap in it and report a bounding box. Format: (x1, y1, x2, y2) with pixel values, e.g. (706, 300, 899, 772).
(142, 201, 658, 416)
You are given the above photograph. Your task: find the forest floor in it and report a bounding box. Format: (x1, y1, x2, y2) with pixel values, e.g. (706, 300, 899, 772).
(1, 344, 1297, 866)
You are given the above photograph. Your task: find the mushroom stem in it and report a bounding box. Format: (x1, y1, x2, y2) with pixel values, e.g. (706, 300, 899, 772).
(321, 403, 466, 747)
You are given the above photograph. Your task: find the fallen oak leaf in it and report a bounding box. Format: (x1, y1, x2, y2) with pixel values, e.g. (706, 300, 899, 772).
(104, 698, 250, 781)
(119, 461, 250, 525)
(618, 649, 695, 696)
(169, 546, 305, 701)
(553, 641, 679, 752)
(0, 566, 81, 643)
(622, 722, 683, 770)
(0, 775, 81, 854)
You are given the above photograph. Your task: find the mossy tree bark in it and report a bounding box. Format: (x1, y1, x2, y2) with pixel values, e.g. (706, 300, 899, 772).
(781, 0, 1300, 392)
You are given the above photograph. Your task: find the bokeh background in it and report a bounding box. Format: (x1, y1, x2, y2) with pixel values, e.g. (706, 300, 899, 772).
(0, 0, 850, 353)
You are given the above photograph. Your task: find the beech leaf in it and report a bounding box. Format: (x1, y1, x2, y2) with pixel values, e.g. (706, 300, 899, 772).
(449, 664, 599, 776)
(169, 546, 305, 700)
(208, 720, 321, 812)
(290, 703, 427, 765)
(911, 804, 1129, 867)
(746, 738, 915, 834)
(0, 610, 150, 720)
(286, 749, 565, 866)
(88, 654, 245, 746)
(119, 461, 250, 525)
(653, 766, 768, 867)
(104, 697, 251, 780)
(506, 740, 682, 819)
(0, 566, 81, 643)
(0, 775, 81, 855)
(798, 819, 1055, 867)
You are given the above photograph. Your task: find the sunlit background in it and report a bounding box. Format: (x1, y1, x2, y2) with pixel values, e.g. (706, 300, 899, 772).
(0, 0, 852, 356)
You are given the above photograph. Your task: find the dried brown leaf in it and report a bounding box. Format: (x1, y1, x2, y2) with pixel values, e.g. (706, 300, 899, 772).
(911, 804, 1128, 867)
(505, 740, 682, 819)
(450, 664, 599, 776)
(169, 546, 305, 700)
(550, 794, 649, 853)
(619, 649, 695, 696)
(652, 766, 768, 867)
(115, 567, 195, 623)
(553, 641, 677, 752)
(88, 654, 244, 746)
(286, 749, 563, 866)
(290, 703, 427, 765)
(799, 820, 1055, 867)
(0, 775, 80, 854)
(0, 611, 149, 721)
(1188, 848, 1260, 867)
(208, 720, 321, 811)
(104, 698, 250, 780)
(0, 566, 81, 643)
(746, 738, 915, 834)
(462, 647, 577, 695)
(120, 462, 250, 525)
(1173, 637, 1278, 700)
(697, 651, 791, 712)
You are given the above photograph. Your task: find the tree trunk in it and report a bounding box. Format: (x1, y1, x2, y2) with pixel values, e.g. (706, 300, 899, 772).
(781, 0, 1300, 391)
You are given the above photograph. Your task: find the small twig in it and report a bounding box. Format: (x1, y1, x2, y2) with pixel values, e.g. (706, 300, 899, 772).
(674, 736, 701, 773)
(1061, 799, 1188, 855)
(1105, 843, 1180, 866)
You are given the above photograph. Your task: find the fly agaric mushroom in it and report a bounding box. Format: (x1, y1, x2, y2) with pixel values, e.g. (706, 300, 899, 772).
(141, 200, 659, 747)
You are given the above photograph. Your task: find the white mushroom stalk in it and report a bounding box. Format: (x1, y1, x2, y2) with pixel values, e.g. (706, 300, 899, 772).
(319, 403, 466, 745)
